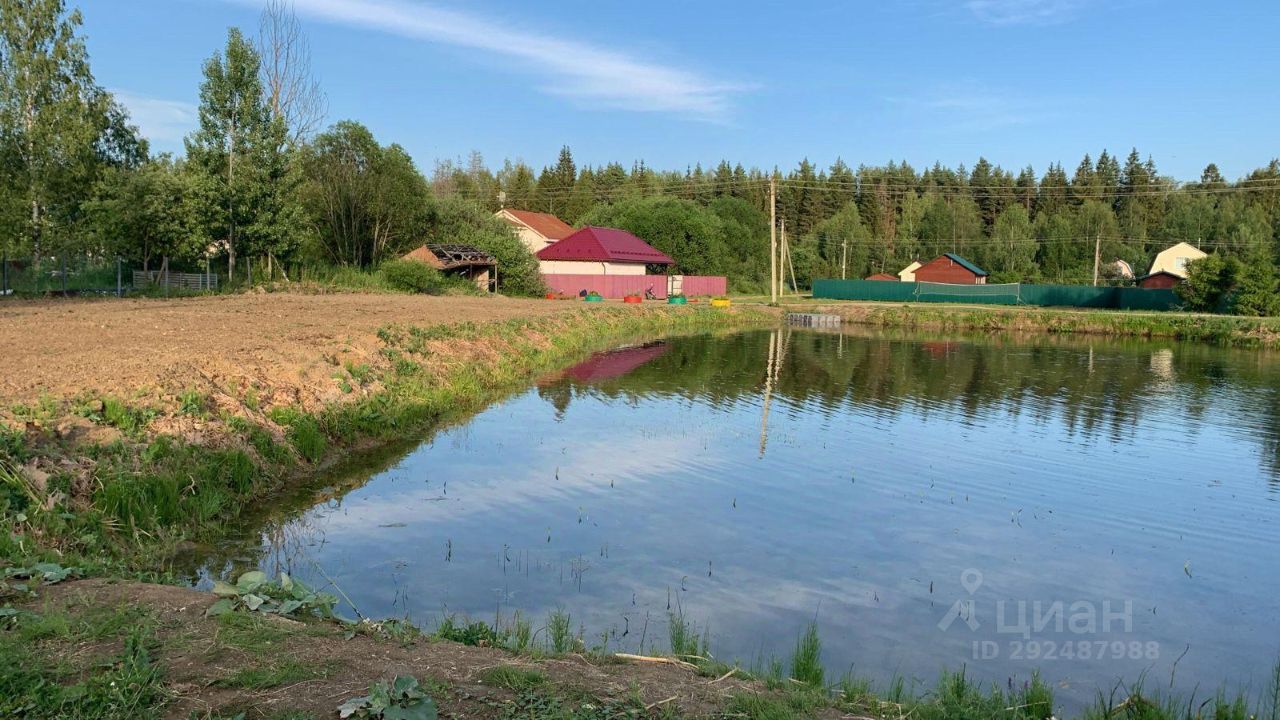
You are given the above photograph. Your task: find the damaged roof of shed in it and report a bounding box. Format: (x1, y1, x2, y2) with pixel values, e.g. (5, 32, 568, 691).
(402, 244, 496, 269)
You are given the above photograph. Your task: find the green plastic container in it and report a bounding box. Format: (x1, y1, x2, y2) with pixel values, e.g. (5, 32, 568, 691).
(584, 294, 604, 303)
(668, 296, 688, 305)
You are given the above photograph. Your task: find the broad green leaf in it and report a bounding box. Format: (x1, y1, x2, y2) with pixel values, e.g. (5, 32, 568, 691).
(242, 593, 265, 611)
(337, 695, 371, 719)
(279, 572, 293, 592)
(385, 698, 438, 720)
(391, 675, 420, 696)
(205, 599, 235, 617)
(278, 599, 303, 616)
(237, 570, 268, 591)
(212, 580, 240, 597)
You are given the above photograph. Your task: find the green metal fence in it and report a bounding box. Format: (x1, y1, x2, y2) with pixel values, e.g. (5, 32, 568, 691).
(811, 279, 1182, 311)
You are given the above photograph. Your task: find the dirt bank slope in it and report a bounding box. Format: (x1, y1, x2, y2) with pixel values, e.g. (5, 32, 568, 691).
(27, 579, 762, 720)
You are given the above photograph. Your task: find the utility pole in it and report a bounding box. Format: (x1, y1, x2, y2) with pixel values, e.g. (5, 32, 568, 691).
(1092, 233, 1101, 287)
(780, 219, 787, 296)
(841, 238, 848, 280)
(778, 217, 788, 293)
(769, 175, 777, 304)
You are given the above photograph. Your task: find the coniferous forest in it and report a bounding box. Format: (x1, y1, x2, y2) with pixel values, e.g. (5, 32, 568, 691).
(3, 1, 1278, 310)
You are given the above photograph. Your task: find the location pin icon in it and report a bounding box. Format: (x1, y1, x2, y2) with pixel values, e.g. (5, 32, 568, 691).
(961, 569, 984, 595)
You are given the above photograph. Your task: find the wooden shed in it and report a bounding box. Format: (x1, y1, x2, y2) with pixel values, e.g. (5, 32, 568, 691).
(402, 244, 497, 291)
(913, 253, 989, 285)
(1137, 270, 1183, 290)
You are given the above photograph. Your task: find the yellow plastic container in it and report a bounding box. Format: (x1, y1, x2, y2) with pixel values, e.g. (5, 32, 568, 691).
(710, 298, 732, 308)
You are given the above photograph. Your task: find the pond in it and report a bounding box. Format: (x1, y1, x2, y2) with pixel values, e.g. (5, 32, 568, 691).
(189, 328, 1280, 710)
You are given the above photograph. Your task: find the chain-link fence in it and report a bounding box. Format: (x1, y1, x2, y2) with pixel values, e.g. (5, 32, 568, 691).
(0, 253, 219, 299)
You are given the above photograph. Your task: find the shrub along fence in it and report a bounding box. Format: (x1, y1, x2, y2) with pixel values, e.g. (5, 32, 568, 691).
(812, 279, 1182, 311)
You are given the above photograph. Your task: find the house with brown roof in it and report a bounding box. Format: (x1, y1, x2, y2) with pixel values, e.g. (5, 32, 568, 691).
(495, 209, 575, 255)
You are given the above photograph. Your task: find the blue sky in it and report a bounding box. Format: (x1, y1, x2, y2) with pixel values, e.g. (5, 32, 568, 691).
(86, 0, 1279, 180)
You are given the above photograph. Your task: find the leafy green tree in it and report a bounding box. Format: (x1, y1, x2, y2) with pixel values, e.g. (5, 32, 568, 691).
(580, 196, 729, 276)
(985, 205, 1037, 280)
(0, 0, 143, 256)
(186, 27, 304, 281)
(1178, 254, 1241, 312)
(185, 28, 273, 280)
(804, 201, 870, 281)
(422, 197, 544, 296)
(707, 196, 768, 290)
(497, 160, 536, 210)
(1231, 250, 1280, 317)
(83, 157, 198, 270)
(1034, 210, 1082, 282)
(299, 121, 429, 266)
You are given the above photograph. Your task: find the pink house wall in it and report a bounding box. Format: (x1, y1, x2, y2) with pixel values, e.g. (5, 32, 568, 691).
(542, 274, 727, 299)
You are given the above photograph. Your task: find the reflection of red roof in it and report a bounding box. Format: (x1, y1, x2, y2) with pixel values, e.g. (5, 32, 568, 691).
(564, 343, 670, 382)
(501, 209, 574, 241)
(537, 227, 674, 265)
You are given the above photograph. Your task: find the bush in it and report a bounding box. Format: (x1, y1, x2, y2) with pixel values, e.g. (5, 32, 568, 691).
(379, 260, 448, 294)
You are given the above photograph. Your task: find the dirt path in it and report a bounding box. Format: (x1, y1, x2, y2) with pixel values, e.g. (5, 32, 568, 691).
(0, 293, 576, 408)
(28, 579, 764, 720)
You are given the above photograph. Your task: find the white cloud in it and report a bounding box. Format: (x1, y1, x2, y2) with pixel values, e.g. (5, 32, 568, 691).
(887, 85, 1053, 132)
(250, 0, 744, 121)
(964, 0, 1084, 25)
(113, 90, 198, 149)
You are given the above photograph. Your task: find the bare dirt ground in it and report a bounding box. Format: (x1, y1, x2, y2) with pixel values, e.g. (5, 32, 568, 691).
(0, 292, 575, 409)
(31, 579, 766, 720)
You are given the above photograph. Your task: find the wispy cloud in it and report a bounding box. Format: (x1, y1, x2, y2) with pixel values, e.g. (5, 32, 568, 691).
(245, 0, 745, 121)
(963, 0, 1084, 25)
(887, 85, 1056, 132)
(113, 90, 198, 150)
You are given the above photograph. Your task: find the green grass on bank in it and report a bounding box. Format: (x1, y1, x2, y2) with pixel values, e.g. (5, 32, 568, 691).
(3, 584, 1278, 719)
(730, 295, 1280, 348)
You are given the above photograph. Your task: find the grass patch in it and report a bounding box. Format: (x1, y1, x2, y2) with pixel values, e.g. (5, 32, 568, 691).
(213, 658, 330, 690)
(214, 611, 296, 653)
(0, 624, 164, 719)
(788, 622, 823, 688)
(480, 665, 548, 691)
(546, 608, 576, 654)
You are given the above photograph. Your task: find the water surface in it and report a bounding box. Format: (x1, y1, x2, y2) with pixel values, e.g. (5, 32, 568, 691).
(192, 328, 1280, 709)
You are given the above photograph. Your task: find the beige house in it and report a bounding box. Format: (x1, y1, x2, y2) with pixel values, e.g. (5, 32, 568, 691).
(1148, 242, 1207, 279)
(539, 259, 648, 276)
(495, 209, 575, 255)
(898, 260, 922, 282)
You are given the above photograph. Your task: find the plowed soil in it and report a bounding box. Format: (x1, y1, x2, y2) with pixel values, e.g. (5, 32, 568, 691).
(0, 292, 574, 408)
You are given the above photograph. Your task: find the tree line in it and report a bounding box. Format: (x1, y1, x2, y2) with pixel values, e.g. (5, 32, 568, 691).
(2, 0, 1277, 309)
(437, 147, 1280, 304)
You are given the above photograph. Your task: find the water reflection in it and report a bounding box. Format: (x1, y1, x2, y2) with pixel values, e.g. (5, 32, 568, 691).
(188, 328, 1280, 711)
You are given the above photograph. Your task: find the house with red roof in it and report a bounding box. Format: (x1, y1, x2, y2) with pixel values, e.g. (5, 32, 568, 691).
(536, 226, 674, 276)
(495, 209, 575, 255)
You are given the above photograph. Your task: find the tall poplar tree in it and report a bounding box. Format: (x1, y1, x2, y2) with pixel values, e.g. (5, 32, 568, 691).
(186, 28, 300, 280)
